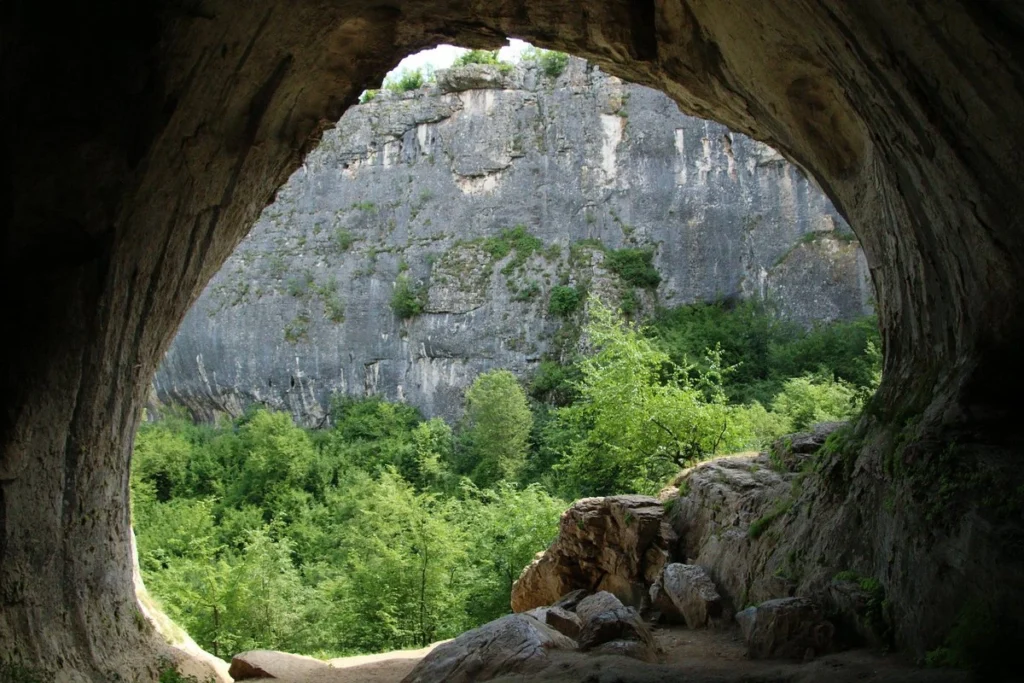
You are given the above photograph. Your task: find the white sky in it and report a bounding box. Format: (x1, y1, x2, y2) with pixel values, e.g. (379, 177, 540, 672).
(383, 39, 532, 82)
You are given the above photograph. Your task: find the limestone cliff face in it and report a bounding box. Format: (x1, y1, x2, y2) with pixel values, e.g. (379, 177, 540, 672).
(153, 59, 871, 424)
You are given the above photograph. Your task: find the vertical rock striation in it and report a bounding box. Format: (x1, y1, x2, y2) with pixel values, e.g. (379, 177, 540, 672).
(153, 60, 870, 424)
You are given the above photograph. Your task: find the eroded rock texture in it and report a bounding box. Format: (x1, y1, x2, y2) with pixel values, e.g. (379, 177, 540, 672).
(152, 59, 867, 424)
(3, 1, 1023, 679)
(511, 496, 677, 613)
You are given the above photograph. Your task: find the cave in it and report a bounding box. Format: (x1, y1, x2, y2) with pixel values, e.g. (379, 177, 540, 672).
(2, 1, 1023, 679)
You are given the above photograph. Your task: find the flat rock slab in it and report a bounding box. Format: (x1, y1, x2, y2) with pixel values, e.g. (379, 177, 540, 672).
(230, 650, 333, 680)
(400, 613, 576, 683)
(575, 591, 625, 623)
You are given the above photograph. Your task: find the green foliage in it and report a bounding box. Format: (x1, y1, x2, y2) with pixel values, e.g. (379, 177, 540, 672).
(133, 401, 565, 660)
(924, 600, 1017, 677)
(550, 300, 756, 496)
(453, 50, 512, 73)
(390, 274, 427, 319)
(333, 228, 356, 252)
(283, 314, 310, 343)
(748, 497, 793, 538)
(529, 360, 581, 407)
(604, 248, 661, 288)
(480, 225, 543, 274)
(523, 48, 570, 78)
(358, 89, 379, 104)
(548, 285, 582, 316)
(459, 370, 533, 487)
(770, 373, 861, 431)
(648, 300, 881, 405)
(511, 280, 541, 302)
(384, 68, 425, 93)
(619, 287, 639, 316)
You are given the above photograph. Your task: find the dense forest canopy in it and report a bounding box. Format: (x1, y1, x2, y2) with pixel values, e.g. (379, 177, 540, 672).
(132, 299, 880, 658)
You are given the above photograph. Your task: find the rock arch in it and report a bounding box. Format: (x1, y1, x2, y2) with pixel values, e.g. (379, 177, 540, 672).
(2, 1, 1022, 678)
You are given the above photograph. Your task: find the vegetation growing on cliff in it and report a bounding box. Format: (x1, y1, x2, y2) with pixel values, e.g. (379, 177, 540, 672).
(390, 274, 428, 318)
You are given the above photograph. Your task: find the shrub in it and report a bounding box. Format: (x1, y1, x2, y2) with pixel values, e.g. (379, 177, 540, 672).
(333, 228, 355, 252)
(605, 248, 661, 289)
(358, 89, 379, 104)
(619, 287, 639, 316)
(384, 68, 424, 93)
(549, 285, 582, 316)
(454, 49, 500, 66)
(391, 274, 427, 319)
(512, 280, 541, 302)
(771, 373, 860, 431)
(523, 48, 570, 79)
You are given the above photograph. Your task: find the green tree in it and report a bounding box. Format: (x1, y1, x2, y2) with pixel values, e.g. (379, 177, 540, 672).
(458, 482, 565, 623)
(552, 300, 754, 496)
(329, 471, 469, 650)
(771, 373, 861, 430)
(460, 370, 533, 486)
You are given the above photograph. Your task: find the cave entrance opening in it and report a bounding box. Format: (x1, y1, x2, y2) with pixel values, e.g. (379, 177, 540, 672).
(133, 40, 883, 666)
(4, 5, 1024, 680)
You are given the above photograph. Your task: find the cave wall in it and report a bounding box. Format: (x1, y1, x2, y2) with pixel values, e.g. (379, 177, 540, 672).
(2, 1, 1023, 678)
(153, 57, 870, 425)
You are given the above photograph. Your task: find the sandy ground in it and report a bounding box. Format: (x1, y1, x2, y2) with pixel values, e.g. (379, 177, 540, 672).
(237, 628, 968, 683)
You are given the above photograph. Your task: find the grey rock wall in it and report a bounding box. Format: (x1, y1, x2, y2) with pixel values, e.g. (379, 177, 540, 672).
(152, 59, 872, 424)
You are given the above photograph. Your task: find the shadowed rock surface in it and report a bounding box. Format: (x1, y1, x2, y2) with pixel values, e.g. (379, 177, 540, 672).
(3, 1, 1024, 679)
(651, 563, 723, 629)
(512, 496, 677, 612)
(152, 59, 868, 425)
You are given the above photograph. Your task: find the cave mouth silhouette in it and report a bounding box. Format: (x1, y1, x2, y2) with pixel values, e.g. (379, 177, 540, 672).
(2, 2, 1023, 679)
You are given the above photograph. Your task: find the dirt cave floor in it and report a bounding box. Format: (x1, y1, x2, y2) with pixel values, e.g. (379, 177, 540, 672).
(250, 626, 969, 683)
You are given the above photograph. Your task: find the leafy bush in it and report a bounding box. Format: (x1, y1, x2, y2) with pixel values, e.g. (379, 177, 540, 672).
(770, 373, 861, 431)
(390, 274, 427, 319)
(333, 228, 355, 252)
(548, 285, 582, 316)
(480, 225, 543, 273)
(358, 89, 379, 104)
(511, 280, 540, 302)
(550, 301, 755, 496)
(648, 300, 881, 404)
(384, 68, 425, 93)
(523, 48, 570, 78)
(529, 360, 581, 407)
(619, 287, 639, 316)
(605, 248, 661, 289)
(454, 49, 499, 66)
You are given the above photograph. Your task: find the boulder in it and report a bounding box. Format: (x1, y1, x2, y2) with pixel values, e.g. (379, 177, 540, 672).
(574, 591, 658, 662)
(655, 563, 724, 628)
(577, 606, 656, 653)
(229, 650, 331, 680)
(736, 597, 835, 659)
(400, 614, 575, 683)
(544, 606, 582, 639)
(435, 64, 512, 93)
(575, 591, 625, 623)
(552, 589, 590, 612)
(769, 422, 847, 471)
(511, 496, 678, 612)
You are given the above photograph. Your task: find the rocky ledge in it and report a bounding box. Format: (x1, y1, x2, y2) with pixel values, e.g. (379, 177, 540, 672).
(400, 423, 951, 682)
